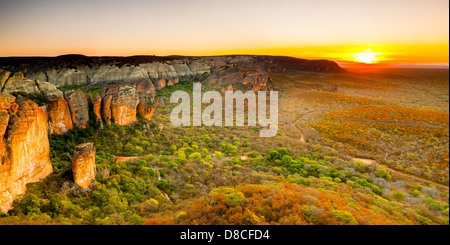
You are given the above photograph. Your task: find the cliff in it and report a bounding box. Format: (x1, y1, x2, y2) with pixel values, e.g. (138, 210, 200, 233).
(0, 94, 52, 213)
(103, 84, 139, 126)
(64, 90, 90, 129)
(0, 55, 345, 212)
(0, 55, 344, 89)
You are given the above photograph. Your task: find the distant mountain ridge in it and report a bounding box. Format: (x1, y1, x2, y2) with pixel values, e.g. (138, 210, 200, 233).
(0, 54, 345, 80)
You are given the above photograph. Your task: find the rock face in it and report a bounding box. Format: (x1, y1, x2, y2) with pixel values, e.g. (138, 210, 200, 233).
(1, 72, 41, 94)
(64, 90, 89, 128)
(101, 95, 113, 125)
(103, 85, 139, 126)
(242, 72, 269, 92)
(0, 55, 344, 89)
(87, 93, 102, 126)
(47, 97, 73, 135)
(72, 143, 96, 189)
(136, 79, 157, 120)
(206, 66, 270, 92)
(0, 69, 11, 91)
(0, 54, 345, 212)
(0, 95, 52, 213)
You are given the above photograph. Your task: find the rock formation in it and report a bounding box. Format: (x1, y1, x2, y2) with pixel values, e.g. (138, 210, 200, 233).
(135, 79, 157, 120)
(87, 93, 103, 126)
(64, 90, 90, 128)
(101, 94, 113, 125)
(0, 54, 345, 212)
(72, 143, 96, 189)
(47, 97, 74, 135)
(103, 84, 139, 126)
(0, 95, 52, 213)
(0, 69, 11, 91)
(0, 55, 343, 89)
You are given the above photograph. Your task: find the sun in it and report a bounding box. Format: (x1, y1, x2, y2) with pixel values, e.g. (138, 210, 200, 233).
(352, 49, 382, 64)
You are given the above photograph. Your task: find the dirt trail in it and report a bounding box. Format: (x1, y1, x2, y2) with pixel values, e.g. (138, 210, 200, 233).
(352, 158, 449, 191)
(156, 170, 173, 204)
(291, 117, 306, 143)
(352, 158, 376, 165)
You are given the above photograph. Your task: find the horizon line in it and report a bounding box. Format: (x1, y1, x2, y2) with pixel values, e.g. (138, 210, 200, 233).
(0, 53, 448, 69)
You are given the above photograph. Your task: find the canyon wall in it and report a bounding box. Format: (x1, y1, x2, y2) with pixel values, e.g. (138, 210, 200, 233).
(0, 94, 52, 213)
(0, 55, 344, 212)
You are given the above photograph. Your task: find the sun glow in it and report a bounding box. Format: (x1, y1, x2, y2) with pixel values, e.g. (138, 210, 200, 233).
(352, 49, 382, 64)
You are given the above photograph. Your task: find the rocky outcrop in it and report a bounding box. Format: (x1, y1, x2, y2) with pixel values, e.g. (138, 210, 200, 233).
(103, 85, 139, 126)
(64, 90, 89, 129)
(101, 94, 113, 125)
(0, 93, 16, 160)
(87, 93, 102, 126)
(0, 69, 11, 91)
(72, 143, 96, 189)
(0, 55, 344, 89)
(241, 71, 269, 92)
(206, 66, 270, 92)
(153, 79, 167, 90)
(47, 97, 73, 135)
(135, 79, 157, 120)
(1, 72, 41, 94)
(0, 95, 52, 213)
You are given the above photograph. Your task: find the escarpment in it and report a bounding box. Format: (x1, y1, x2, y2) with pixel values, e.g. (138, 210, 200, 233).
(0, 94, 52, 213)
(0, 55, 344, 212)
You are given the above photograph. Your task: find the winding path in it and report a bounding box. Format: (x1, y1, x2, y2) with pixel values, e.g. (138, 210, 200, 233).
(352, 157, 449, 191)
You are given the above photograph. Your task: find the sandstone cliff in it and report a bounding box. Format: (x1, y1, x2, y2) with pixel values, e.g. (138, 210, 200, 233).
(64, 90, 90, 129)
(0, 55, 343, 89)
(72, 143, 96, 189)
(103, 85, 139, 126)
(87, 93, 103, 127)
(0, 54, 345, 212)
(47, 97, 74, 135)
(0, 95, 52, 213)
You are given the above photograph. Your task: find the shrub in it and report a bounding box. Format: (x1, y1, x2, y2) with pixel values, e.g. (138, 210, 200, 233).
(281, 155, 293, 166)
(155, 180, 170, 190)
(277, 148, 290, 158)
(355, 179, 382, 195)
(410, 189, 421, 197)
(188, 152, 202, 161)
(330, 210, 357, 225)
(247, 151, 259, 158)
(374, 167, 392, 180)
(422, 198, 444, 211)
(267, 151, 281, 161)
(391, 190, 405, 201)
(215, 151, 224, 159)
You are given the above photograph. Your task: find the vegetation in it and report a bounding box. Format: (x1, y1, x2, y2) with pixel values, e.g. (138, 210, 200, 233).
(11, 91, 49, 106)
(59, 85, 102, 97)
(1, 68, 448, 225)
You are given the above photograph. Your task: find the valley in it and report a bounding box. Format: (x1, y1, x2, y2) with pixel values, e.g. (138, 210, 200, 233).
(0, 55, 448, 225)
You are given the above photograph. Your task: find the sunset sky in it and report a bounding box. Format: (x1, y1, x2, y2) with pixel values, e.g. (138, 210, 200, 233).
(0, 0, 448, 67)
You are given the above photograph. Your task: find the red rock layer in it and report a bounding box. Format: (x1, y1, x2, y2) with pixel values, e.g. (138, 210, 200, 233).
(104, 85, 139, 126)
(87, 94, 102, 124)
(48, 97, 73, 134)
(72, 143, 96, 188)
(0, 97, 52, 213)
(64, 90, 89, 128)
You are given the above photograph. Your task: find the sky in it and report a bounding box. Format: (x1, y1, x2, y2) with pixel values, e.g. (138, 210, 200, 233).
(0, 0, 448, 67)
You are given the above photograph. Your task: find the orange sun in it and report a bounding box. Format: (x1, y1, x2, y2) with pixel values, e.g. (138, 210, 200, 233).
(352, 49, 382, 64)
